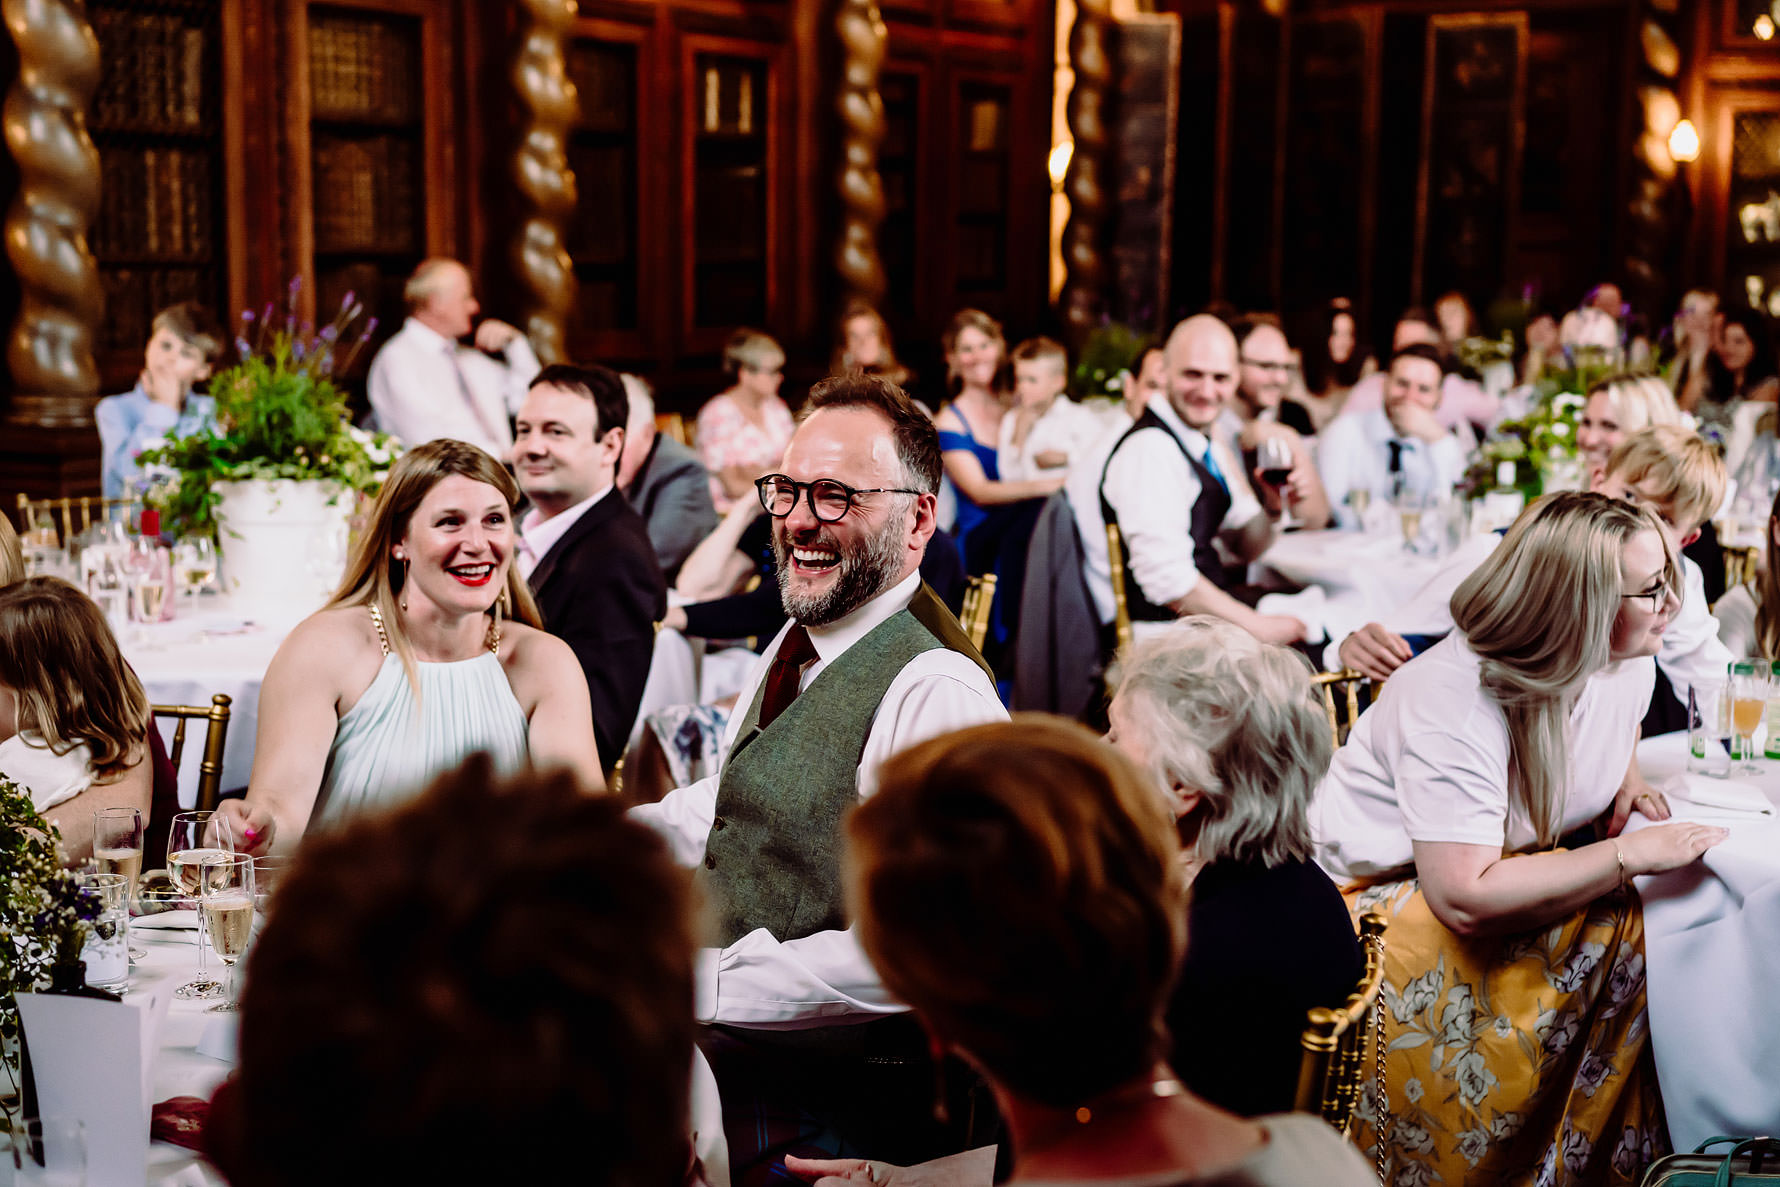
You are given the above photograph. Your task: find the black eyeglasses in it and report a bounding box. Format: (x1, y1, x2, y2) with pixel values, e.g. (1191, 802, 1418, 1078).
(1621, 580, 1672, 614)
(755, 474, 924, 523)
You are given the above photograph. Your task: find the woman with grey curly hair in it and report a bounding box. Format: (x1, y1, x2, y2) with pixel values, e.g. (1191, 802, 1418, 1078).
(1105, 616, 1362, 1117)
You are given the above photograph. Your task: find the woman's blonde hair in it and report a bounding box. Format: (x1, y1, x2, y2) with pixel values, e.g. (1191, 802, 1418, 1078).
(1450, 491, 1677, 850)
(831, 299, 908, 386)
(1108, 616, 1329, 869)
(1586, 372, 1681, 435)
(847, 717, 1184, 1107)
(0, 577, 150, 780)
(329, 440, 542, 695)
(0, 515, 23, 586)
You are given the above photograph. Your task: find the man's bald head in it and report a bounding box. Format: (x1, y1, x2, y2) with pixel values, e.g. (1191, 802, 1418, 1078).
(1162, 315, 1240, 431)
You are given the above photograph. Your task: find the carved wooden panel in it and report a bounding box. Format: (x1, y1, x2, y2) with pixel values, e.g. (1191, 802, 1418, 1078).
(1278, 13, 1371, 316)
(1107, 14, 1177, 335)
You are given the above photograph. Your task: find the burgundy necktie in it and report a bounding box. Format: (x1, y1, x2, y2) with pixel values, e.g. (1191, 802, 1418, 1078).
(757, 625, 818, 729)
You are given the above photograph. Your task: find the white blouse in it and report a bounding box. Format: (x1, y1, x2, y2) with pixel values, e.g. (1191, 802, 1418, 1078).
(0, 732, 97, 814)
(1311, 633, 1654, 881)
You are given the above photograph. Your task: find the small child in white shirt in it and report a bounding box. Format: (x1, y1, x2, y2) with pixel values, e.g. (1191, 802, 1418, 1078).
(996, 337, 1106, 482)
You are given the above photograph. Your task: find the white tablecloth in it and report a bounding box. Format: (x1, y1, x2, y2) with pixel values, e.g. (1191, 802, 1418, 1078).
(123, 603, 293, 809)
(1629, 732, 1780, 1151)
(1256, 528, 1446, 645)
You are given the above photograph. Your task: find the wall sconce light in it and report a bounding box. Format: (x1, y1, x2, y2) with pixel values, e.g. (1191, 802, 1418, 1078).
(1669, 119, 1700, 165)
(1048, 140, 1074, 193)
(1756, 13, 1775, 39)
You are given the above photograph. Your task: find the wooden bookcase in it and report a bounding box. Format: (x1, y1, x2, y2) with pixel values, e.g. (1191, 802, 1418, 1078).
(88, 0, 231, 390)
(283, 0, 457, 385)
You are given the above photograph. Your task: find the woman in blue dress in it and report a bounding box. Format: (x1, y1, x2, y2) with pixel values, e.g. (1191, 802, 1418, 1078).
(223, 440, 602, 854)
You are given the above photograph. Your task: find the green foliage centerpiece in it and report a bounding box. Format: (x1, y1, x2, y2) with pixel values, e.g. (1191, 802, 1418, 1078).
(139, 282, 397, 541)
(0, 775, 98, 1127)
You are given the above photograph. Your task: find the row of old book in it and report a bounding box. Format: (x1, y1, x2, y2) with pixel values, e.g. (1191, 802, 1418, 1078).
(310, 14, 420, 124)
(93, 147, 214, 262)
(92, 7, 208, 133)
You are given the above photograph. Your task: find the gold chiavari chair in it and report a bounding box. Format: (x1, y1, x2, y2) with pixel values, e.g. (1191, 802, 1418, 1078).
(1295, 912, 1389, 1170)
(1724, 543, 1761, 594)
(17, 494, 143, 546)
(960, 573, 997, 653)
(1309, 669, 1371, 749)
(1106, 523, 1133, 654)
(151, 694, 232, 812)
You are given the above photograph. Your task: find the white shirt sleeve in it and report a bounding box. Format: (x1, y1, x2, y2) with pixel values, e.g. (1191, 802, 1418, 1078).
(1396, 725, 1515, 848)
(1658, 559, 1734, 704)
(366, 337, 429, 447)
(629, 772, 720, 867)
(1426, 432, 1469, 490)
(698, 651, 1008, 1026)
(499, 334, 542, 414)
(994, 406, 1032, 483)
(1102, 430, 1205, 607)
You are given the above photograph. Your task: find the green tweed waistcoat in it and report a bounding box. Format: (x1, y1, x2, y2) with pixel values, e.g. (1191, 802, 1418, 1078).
(701, 583, 989, 948)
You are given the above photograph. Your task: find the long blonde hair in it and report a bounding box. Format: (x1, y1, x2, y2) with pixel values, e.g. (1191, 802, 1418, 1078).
(0, 515, 22, 586)
(1450, 491, 1676, 849)
(330, 440, 543, 694)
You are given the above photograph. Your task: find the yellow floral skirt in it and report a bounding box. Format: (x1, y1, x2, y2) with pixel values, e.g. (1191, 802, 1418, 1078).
(1343, 878, 1669, 1186)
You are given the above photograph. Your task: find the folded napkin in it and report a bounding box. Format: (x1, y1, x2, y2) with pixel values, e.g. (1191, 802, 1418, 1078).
(132, 909, 201, 931)
(1658, 773, 1776, 816)
(1256, 586, 1329, 644)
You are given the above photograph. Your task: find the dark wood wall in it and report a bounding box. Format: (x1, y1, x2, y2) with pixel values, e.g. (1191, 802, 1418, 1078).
(1161, 0, 1649, 351)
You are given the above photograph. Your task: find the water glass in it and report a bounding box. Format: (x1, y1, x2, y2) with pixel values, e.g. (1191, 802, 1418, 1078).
(12, 1118, 86, 1186)
(77, 873, 130, 991)
(173, 536, 217, 601)
(1688, 682, 1733, 778)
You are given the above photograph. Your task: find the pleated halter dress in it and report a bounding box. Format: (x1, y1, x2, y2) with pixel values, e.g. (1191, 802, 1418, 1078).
(311, 604, 529, 826)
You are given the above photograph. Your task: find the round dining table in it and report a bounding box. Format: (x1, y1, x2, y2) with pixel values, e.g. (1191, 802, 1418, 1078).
(1627, 731, 1780, 1151)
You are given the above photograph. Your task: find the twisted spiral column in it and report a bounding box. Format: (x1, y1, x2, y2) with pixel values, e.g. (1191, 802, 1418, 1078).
(1622, 0, 1686, 318)
(3, 0, 102, 426)
(834, 0, 887, 306)
(1060, 0, 1113, 347)
(510, 0, 578, 365)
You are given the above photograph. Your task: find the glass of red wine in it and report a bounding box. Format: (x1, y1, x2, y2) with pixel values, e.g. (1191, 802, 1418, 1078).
(1256, 437, 1297, 530)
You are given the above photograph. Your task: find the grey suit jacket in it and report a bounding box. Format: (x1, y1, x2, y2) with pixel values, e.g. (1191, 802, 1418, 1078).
(622, 433, 718, 582)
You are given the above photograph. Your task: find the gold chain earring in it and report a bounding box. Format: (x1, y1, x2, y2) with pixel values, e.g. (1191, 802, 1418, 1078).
(398, 556, 410, 612)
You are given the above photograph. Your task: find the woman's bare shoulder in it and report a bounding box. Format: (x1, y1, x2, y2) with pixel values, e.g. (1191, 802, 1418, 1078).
(272, 606, 381, 678)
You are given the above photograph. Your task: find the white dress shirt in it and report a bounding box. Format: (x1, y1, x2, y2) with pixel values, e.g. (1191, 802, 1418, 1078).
(1327, 531, 1731, 708)
(1066, 398, 1262, 625)
(517, 485, 613, 580)
(367, 317, 541, 457)
(995, 396, 1109, 482)
(1318, 407, 1468, 530)
(1341, 370, 1499, 433)
(630, 568, 1008, 1027)
(1312, 634, 1654, 881)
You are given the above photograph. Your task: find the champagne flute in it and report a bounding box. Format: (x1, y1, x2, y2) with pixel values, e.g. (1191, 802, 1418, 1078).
(1394, 488, 1428, 554)
(1347, 486, 1373, 530)
(174, 535, 217, 602)
(168, 810, 234, 1000)
(1255, 437, 1297, 530)
(200, 853, 255, 1013)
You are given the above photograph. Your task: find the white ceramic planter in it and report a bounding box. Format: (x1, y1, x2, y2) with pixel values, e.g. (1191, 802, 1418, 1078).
(213, 479, 352, 622)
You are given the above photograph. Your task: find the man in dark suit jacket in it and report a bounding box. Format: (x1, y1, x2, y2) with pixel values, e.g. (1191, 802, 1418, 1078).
(615, 373, 719, 583)
(514, 363, 666, 773)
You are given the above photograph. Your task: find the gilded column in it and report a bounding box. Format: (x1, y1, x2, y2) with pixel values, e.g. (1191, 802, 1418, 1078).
(3, 0, 103, 426)
(1060, 0, 1113, 347)
(834, 0, 887, 306)
(510, 0, 578, 365)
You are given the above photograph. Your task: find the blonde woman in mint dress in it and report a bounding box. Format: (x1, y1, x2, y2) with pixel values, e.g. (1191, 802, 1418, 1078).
(223, 440, 602, 855)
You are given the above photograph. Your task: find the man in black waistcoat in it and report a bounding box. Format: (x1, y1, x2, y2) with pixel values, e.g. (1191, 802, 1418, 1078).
(1095, 314, 1306, 645)
(631, 375, 1006, 1184)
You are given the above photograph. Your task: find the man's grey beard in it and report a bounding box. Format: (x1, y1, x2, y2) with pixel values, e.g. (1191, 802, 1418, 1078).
(773, 510, 909, 627)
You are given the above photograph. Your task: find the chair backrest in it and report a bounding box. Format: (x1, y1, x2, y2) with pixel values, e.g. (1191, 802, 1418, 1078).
(1309, 668, 1371, 748)
(1724, 543, 1761, 593)
(1295, 911, 1388, 1149)
(959, 573, 997, 653)
(1106, 523, 1133, 654)
(151, 694, 232, 811)
(17, 494, 142, 546)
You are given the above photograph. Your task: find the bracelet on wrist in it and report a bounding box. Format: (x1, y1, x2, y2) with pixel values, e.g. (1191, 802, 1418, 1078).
(1610, 839, 1627, 889)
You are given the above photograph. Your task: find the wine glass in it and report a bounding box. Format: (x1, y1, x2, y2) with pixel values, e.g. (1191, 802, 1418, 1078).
(1729, 661, 1770, 773)
(1255, 437, 1297, 530)
(174, 535, 217, 603)
(1346, 486, 1373, 530)
(1394, 488, 1429, 554)
(167, 810, 234, 1000)
(200, 853, 255, 1013)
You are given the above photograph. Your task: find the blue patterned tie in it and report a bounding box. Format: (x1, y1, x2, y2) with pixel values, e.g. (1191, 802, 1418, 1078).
(1200, 444, 1229, 492)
